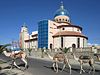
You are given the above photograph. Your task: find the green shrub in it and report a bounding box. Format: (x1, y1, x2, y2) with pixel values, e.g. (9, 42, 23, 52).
(63, 47, 70, 53)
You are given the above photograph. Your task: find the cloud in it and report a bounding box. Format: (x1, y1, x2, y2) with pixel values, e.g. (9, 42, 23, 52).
(88, 43, 98, 46)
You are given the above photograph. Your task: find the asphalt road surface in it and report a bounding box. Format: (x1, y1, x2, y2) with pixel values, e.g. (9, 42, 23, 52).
(25, 58, 100, 75)
(0, 54, 100, 75)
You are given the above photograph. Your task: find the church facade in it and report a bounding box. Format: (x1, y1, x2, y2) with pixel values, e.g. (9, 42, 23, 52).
(19, 2, 88, 49)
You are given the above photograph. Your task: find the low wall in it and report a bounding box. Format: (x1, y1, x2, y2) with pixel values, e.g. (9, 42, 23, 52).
(26, 48, 96, 60)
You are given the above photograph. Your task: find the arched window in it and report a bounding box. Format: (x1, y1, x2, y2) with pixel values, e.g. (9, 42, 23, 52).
(61, 37, 63, 48)
(63, 19, 65, 21)
(66, 19, 67, 22)
(77, 28, 79, 31)
(72, 44, 76, 52)
(83, 38, 84, 48)
(62, 27, 65, 30)
(77, 38, 80, 48)
(72, 44, 76, 48)
(50, 43, 52, 49)
(59, 19, 61, 22)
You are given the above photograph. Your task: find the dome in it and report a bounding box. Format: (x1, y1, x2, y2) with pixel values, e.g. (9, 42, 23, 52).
(54, 8, 69, 17)
(54, 2, 69, 17)
(54, 2, 70, 23)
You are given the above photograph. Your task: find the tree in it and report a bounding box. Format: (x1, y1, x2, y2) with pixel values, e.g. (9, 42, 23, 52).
(27, 48, 32, 56)
(0, 44, 11, 53)
(63, 47, 70, 53)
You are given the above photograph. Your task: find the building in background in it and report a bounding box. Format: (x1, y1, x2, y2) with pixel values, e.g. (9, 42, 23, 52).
(19, 2, 88, 49)
(19, 25, 38, 49)
(25, 31, 38, 49)
(19, 25, 29, 49)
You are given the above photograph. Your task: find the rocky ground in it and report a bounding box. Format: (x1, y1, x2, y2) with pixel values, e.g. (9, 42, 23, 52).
(0, 59, 24, 75)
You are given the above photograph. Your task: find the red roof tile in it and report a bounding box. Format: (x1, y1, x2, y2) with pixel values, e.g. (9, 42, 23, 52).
(53, 31, 88, 39)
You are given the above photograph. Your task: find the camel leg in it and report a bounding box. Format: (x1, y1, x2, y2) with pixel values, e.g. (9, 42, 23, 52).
(55, 62, 58, 73)
(13, 61, 21, 69)
(80, 63, 85, 74)
(21, 58, 28, 70)
(10, 59, 15, 70)
(61, 64, 66, 72)
(89, 64, 95, 74)
(97, 56, 100, 61)
(80, 64, 82, 74)
(92, 65, 95, 73)
(67, 62, 71, 74)
(89, 60, 95, 74)
(53, 62, 56, 72)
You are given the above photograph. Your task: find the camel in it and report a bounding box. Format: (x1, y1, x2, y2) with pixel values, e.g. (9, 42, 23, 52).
(3, 50, 28, 70)
(45, 52, 71, 74)
(71, 52, 95, 74)
(96, 56, 100, 61)
(94, 53, 100, 61)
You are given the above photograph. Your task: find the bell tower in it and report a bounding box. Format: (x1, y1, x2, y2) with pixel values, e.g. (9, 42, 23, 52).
(19, 23, 29, 49)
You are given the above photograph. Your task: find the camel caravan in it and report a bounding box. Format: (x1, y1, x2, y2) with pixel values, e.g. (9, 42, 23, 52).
(0, 44, 100, 74)
(43, 47, 97, 74)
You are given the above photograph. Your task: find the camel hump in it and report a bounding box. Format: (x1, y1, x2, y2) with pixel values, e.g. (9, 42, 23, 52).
(55, 52, 64, 56)
(79, 55, 91, 59)
(54, 52, 65, 59)
(14, 51, 23, 55)
(19, 51, 24, 54)
(59, 52, 63, 54)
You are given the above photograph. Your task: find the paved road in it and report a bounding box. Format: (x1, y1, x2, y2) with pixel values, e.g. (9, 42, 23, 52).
(0, 54, 100, 75)
(24, 57, 100, 75)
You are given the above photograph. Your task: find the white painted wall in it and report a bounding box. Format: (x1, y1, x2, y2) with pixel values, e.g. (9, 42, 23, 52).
(64, 37, 77, 48)
(53, 37, 61, 48)
(53, 36, 87, 48)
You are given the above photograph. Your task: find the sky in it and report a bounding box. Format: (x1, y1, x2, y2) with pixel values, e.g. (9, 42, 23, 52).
(0, 0, 100, 45)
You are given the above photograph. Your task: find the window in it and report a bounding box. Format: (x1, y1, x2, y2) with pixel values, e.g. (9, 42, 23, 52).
(62, 28, 65, 30)
(50, 43, 52, 49)
(72, 44, 76, 48)
(59, 19, 61, 21)
(61, 37, 63, 48)
(63, 19, 65, 21)
(38, 20, 48, 48)
(77, 29, 80, 31)
(68, 20, 70, 22)
(77, 38, 80, 48)
(83, 38, 84, 48)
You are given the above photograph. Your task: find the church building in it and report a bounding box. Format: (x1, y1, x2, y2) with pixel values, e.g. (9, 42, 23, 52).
(19, 2, 88, 49)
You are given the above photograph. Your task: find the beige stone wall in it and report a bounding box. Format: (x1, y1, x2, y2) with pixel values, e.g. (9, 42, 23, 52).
(53, 37, 61, 48)
(24, 31, 38, 49)
(54, 15, 70, 23)
(48, 20, 59, 49)
(64, 37, 77, 48)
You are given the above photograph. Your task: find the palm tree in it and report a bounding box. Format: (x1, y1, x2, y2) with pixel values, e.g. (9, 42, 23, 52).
(0, 44, 11, 69)
(0, 44, 11, 53)
(27, 48, 32, 56)
(63, 47, 70, 53)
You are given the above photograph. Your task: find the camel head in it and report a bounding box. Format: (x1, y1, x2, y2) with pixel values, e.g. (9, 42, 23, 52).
(44, 51, 49, 56)
(3, 50, 11, 57)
